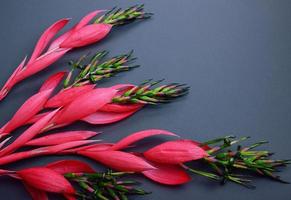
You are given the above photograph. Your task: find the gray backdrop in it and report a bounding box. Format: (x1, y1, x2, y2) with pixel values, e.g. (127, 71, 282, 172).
(0, 0, 290, 199)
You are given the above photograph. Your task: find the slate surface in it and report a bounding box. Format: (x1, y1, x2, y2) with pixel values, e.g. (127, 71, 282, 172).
(0, 0, 290, 199)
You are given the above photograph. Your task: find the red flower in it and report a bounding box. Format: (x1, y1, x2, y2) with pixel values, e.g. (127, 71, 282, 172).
(52, 88, 117, 125)
(142, 162, 191, 185)
(79, 150, 156, 172)
(60, 24, 112, 48)
(25, 131, 99, 146)
(144, 140, 208, 164)
(17, 167, 75, 194)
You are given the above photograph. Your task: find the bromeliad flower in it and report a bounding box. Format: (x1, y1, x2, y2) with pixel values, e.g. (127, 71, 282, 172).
(0, 160, 149, 200)
(0, 5, 152, 101)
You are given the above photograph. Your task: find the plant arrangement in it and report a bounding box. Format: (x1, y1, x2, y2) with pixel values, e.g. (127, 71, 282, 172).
(0, 4, 289, 200)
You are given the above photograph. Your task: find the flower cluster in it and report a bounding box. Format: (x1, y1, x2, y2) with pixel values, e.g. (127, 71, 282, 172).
(0, 5, 151, 101)
(0, 4, 289, 200)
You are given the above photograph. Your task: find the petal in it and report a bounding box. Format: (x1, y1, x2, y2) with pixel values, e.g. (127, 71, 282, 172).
(25, 112, 50, 125)
(79, 150, 156, 172)
(2, 89, 54, 134)
(53, 88, 117, 125)
(60, 24, 111, 48)
(15, 48, 70, 83)
(0, 56, 27, 101)
(100, 103, 143, 113)
(66, 143, 113, 153)
(27, 18, 70, 65)
(45, 84, 95, 108)
(25, 131, 99, 146)
(144, 140, 208, 164)
(48, 10, 104, 50)
(75, 10, 105, 30)
(24, 183, 49, 200)
(81, 109, 140, 125)
(0, 109, 60, 156)
(46, 160, 95, 174)
(43, 140, 98, 154)
(142, 162, 191, 185)
(39, 71, 66, 92)
(111, 129, 178, 151)
(0, 140, 96, 165)
(17, 167, 75, 194)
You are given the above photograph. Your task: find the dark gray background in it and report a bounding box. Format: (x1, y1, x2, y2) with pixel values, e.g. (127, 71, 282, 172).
(0, 0, 290, 199)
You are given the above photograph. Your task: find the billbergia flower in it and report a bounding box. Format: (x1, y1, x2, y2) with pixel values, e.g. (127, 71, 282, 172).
(0, 5, 152, 101)
(0, 160, 149, 200)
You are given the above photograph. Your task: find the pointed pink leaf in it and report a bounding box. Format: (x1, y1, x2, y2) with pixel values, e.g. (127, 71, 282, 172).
(111, 129, 178, 151)
(48, 10, 104, 51)
(15, 48, 70, 83)
(65, 143, 113, 153)
(44, 140, 98, 154)
(25, 112, 49, 125)
(27, 18, 70, 65)
(0, 109, 60, 156)
(75, 10, 105, 30)
(0, 140, 96, 165)
(142, 162, 191, 185)
(24, 183, 49, 200)
(0, 56, 27, 101)
(81, 108, 140, 125)
(79, 150, 156, 172)
(46, 160, 95, 174)
(3, 89, 53, 134)
(144, 140, 208, 164)
(17, 167, 75, 194)
(60, 24, 111, 48)
(39, 71, 66, 92)
(45, 84, 95, 108)
(100, 103, 143, 113)
(25, 131, 99, 146)
(53, 88, 117, 125)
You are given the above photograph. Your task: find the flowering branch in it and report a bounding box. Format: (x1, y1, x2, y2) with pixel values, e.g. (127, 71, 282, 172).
(182, 136, 290, 188)
(112, 80, 189, 104)
(95, 4, 153, 26)
(64, 50, 139, 88)
(65, 171, 149, 200)
(0, 5, 151, 101)
(0, 160, 149, 200)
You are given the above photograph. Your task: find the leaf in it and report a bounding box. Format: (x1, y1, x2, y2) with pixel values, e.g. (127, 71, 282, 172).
(60, 24, 112, 48)
(79, 150, 156, 172)
(111, 129, 178, 151)
(45, 84, 95, 108)
(144, 140, 208, 164)
(27, 18, 70, 65)
(17, 167, 75, 194)
(25, 131, 99, 146)
(142, 162, 191, 185)
(0, 109, 60, 156)
(53, 88, 117, 125)
(39, 72, 66, 92)
(46, 160, 95, 174)
(2, 89, 52, 134)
